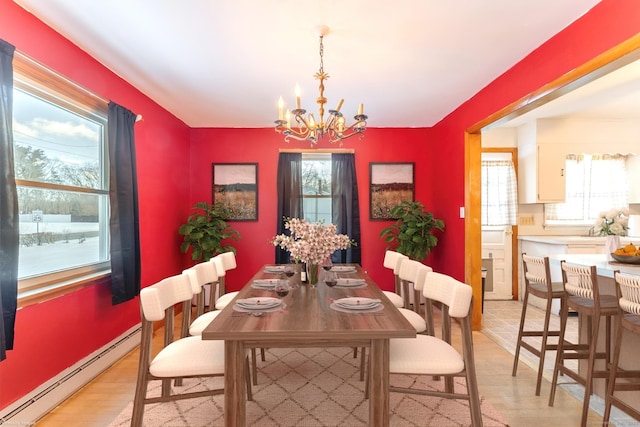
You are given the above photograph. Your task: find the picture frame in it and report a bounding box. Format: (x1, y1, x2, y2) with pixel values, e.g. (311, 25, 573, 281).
(369, 162, 415, 220)
(212, 163, 258, 221)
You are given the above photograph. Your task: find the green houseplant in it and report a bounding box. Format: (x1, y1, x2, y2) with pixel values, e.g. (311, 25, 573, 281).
(179, 202, 241, 262)
(379, 200, 445, 261)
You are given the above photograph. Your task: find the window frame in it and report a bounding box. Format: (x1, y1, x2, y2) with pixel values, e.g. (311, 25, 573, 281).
(13, 52, 111, 305)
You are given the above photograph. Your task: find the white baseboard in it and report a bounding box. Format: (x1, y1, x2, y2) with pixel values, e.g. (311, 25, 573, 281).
(0, 323, 141, 424)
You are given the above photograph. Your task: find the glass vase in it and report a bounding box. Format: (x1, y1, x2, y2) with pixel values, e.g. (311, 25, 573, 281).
(604, 235, 620, 262)
(306, 263, 320, 287)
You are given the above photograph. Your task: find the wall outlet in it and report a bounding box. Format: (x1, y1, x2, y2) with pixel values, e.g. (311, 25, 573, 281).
(519, 215, 535, 226)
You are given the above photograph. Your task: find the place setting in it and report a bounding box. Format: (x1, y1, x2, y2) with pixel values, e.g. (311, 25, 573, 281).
(233, 296, 287, 314)
(334, 278, 367, 288)
(251, 278, 279, 290)
(330, 297, 384, 314)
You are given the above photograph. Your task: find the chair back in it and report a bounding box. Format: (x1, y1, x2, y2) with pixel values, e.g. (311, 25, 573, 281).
(522, 253, 553, 293)
(412, 264, 433, 292)
(614, 271, 640, 315)
(398, 259, 422, 283)
(561, 260, 598, 301)
(220, 251, 237, 271)
(140, 274, 193, 322)
(383, 250, 403, 270)
(422, 271, 472, 319)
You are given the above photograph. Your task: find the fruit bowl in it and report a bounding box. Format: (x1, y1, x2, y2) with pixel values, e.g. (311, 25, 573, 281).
(610, 253, 640, 264)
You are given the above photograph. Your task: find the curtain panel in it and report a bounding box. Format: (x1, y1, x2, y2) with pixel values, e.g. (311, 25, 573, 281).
(275, 153, 303, 264)
(0, 39, 17, 361)
(481, 160, 518, 226)
(107, 102, 141, 304)
(331, 154, 361, 264)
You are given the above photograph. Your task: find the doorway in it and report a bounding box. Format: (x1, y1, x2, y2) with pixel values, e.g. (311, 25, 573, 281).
(480, 149, 518, 301)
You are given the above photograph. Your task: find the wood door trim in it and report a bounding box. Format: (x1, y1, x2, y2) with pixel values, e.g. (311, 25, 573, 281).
(466, 33, 640, 330)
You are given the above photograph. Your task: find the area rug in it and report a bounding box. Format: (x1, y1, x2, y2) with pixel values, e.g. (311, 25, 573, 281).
(110, 347, 509, 426)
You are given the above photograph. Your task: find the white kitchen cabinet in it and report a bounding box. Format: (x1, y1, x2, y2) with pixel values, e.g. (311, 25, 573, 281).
(628, 153, 640, 203)
(519, 143, 566, 203)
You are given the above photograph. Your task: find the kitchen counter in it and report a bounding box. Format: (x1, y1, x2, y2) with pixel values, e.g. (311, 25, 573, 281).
(546, 253, 640, 278)
(518, 235, 636, 245)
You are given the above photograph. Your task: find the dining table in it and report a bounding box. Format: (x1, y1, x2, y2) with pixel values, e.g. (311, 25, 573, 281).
(201, 263, 416, 426)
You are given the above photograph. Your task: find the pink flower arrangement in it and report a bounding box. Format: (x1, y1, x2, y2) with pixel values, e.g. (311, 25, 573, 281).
(272, 218, 353, 265)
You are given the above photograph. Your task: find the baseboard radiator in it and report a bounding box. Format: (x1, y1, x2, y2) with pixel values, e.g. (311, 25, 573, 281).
(0, 324, 141, 424)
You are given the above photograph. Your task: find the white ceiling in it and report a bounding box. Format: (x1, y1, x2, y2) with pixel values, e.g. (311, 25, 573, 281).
(14, 0, 605, 128)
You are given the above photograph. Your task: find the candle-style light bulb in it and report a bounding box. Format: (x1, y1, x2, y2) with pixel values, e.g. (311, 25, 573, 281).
(278, 96, 284, 121)
(285, 110, 291, 129)
(357, 103, 364, 115)
(295, 84, 301, 110)
(335, 99, 344, 112)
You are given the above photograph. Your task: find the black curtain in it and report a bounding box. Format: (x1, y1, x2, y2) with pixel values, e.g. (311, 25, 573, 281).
(331, 153, 361, 264)
(275, 153, 303, 263)
(0, 39, 17, 362)
(108, 102, 141, 305)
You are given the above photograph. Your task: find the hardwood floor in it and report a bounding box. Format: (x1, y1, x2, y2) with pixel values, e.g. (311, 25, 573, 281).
(36, 302, 606, 427)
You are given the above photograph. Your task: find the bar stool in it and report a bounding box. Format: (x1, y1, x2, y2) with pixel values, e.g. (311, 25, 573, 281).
(602, 271, 640, 425)
(548, 261, 619, 427)
(512, 253, 567, 396)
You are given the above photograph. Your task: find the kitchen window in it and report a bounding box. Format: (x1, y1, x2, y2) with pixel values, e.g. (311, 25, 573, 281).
(13, 54, 110, 296)
(545, 154, 628, 226)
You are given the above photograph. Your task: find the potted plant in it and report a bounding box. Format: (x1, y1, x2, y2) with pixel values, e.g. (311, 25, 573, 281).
(379, 200, 445, 261)
(179, 202, 241, 262)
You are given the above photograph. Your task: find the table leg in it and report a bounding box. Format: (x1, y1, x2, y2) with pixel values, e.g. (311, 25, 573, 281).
(369, 338, 390, 427)
(224, 340, 246, 426)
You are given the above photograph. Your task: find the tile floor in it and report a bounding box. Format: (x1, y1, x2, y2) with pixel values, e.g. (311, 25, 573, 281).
(482, 299, 637, 427)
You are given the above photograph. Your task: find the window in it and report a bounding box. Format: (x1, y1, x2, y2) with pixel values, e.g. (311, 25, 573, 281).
(301, 153, 331, 223)
(481, 157, 518, 226)
(13, 55, 110, 294)
(545, 154, 628, 225)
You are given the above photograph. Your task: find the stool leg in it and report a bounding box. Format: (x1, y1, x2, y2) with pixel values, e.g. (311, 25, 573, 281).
(535, 294, 553, 396)
(579, 313, 601, 427)
(512, 289, 530, 377)
(549, 297, 569, 407)
(603, 316, 623, 425)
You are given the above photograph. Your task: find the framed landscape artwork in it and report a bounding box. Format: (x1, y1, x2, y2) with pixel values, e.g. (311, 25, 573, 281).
(369, 162, 415, 220)
(212, 163, 258, 221)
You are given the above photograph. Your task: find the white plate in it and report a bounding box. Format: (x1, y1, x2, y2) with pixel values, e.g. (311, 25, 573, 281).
(252, 279, 279, 289)
(336, 278, 366, 287)
(264, 266, 286, 273)
(334, 297, 381, 310)
(236, 297, 281, 310)
(331, 265, 357, 273)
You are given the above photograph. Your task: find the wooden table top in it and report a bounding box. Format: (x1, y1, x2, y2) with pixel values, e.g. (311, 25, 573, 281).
(201, 264, 416, 343)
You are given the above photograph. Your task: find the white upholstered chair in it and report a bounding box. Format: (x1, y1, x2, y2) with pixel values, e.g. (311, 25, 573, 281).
(388, 271, 482, 427)
(182, 260, 262, 385)
(382, 250, 408, 308)
(213, 251, 239, 310)
(131, 273, 252, 427)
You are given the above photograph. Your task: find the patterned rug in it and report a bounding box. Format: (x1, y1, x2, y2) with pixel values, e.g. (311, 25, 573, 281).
(110, 347, 509, 426)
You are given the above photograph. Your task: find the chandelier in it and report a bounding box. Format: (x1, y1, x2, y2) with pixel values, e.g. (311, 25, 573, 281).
(275, 25, 367, 145)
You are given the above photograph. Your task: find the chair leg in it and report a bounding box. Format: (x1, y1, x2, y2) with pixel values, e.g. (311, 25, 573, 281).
(260, 347, 266, 362)
(245, 355, 253, 401)
(353, 347, 358, 358)
(359, 347, 366, 381)
(251, 349, 258, 385)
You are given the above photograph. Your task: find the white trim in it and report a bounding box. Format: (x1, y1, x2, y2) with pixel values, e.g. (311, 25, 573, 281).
(0, 324, 141, 424)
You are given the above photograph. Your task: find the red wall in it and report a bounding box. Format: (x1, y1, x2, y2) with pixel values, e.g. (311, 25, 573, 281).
(188, 127, 437, 291)
(0, 2, 191, 408)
